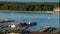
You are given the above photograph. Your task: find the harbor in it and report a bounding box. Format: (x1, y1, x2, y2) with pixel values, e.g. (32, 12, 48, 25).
(0, 0, 60, 34)
(0, 24, 60, 34)
(0, 12, 59, 34)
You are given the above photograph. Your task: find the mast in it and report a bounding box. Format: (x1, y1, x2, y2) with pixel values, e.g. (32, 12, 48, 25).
(48, 16, 50, 26)
(18, 15, 20, 23)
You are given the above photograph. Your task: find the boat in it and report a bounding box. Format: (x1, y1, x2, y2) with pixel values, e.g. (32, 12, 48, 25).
(0, 20, 15, 23)
(0, 19, 15, 23)
(19, 21, 37, 26)
(27, 21, 37, 26)
(38, 26, 51, 32)
(38, 26, 57, 32)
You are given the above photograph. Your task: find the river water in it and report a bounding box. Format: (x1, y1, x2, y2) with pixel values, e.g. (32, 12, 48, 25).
(0, 12, 59, 32)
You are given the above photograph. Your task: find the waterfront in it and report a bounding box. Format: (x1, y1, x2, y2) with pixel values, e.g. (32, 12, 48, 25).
(0, 12, 59, 32)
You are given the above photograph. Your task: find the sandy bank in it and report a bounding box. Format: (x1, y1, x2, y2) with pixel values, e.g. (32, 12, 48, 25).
(0, 10, 53, 14)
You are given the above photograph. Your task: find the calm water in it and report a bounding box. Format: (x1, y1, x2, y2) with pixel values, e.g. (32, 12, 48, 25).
(0, 12, 59, 32)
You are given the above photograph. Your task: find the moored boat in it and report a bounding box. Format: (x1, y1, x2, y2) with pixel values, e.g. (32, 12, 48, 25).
(0, 19, 15, 23)
(18, 21, 37, 26)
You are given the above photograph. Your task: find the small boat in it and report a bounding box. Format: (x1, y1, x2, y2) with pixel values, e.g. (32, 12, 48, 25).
(19, 21, 37, 26)
(0, 20, 14, 23)
(0, 19, 14, 23)
(38, 26, 51, 32)
(27, 21, 37, 26)
(38, 26, 56, 32)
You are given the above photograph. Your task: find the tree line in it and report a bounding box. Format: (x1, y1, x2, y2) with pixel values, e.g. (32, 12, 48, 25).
(0, 2, 59, 11)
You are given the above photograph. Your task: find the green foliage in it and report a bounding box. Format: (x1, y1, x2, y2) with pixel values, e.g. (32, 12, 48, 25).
(0, 2, 59, 11)
(0, 32, 3, 34)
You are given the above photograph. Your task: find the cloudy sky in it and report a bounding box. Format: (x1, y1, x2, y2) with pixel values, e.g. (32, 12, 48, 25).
(0, 0, 59, 2)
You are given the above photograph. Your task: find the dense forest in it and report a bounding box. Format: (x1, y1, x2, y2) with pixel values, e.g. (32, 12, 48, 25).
(0, 2, 59, 11)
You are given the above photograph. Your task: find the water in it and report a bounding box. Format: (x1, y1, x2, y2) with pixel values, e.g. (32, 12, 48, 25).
(0, 12, 59, 32)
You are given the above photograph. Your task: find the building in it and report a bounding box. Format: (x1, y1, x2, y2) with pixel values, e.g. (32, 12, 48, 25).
(53, 6, 60, 14)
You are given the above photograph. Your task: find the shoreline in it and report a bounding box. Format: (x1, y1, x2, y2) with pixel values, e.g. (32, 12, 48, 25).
(0, 10, 59, 14)
(0, 10, 53, 14)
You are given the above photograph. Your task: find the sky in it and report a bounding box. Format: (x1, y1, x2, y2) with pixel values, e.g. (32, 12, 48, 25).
(0, 0, 59, 2)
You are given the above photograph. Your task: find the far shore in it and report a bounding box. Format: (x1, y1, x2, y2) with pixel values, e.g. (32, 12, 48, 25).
(0, 10, 59, 14)
(0, 10, 53, 13)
